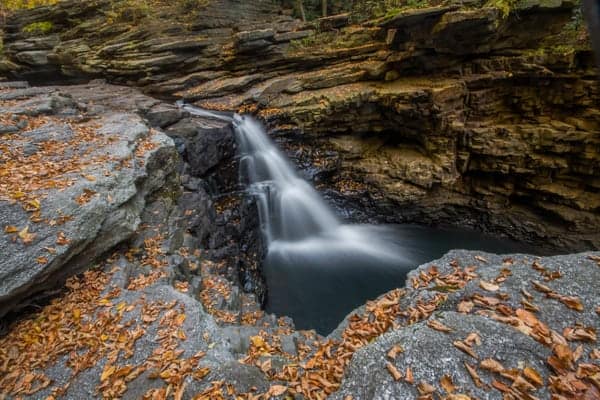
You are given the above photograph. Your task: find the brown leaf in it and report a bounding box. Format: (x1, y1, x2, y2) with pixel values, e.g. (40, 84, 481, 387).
(427, 319, 453, 333)
(531, 281, 552, 294)
(36, 256, 48, 264)
(464, 363, 484, 388)
(405, 367, 414, 384)
(515, 308, 541, 327)
(480, 358, 504, 373)
(457, 301, 474, 313)
(563, 327, 596, 342)
(465, 332, 481, 346)
(417, 381, 436, 395)
(523, 366, 543, 387)
(387, 345, 404, 360)
(18, 226, 36, 245)
(453, 340, 478, 359)
(386, 362, 403, 381)
(475, 256, 488, 263)
(440, 375, 456, 393)
(268, 385, 288, 396)
(479, 280, 500, 292)
(491, 379, 511, 393)
(559, 296, 584, 312)
(512, 375, 536, 392)
(4, 225, 18, 233)
(101, 365, 116, 382)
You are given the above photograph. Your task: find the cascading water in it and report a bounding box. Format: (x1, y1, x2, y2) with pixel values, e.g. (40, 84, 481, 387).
(233, 115, 406, 262)
(181, 103, 539, 334)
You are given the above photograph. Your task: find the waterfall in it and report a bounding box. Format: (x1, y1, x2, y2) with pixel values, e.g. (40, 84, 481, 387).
(233, 115, 340, 244)
(178, 103, 406, 261)
(179, 103, 534, 334)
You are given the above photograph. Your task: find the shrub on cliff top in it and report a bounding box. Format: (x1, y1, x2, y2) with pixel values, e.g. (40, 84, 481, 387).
(2, 0, 60, 11)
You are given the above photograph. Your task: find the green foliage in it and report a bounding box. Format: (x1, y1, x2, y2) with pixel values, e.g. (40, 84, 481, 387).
(351, 0, 434, 22)
(484, 0, 519, 18)
(2, 0, 59, 11)
(22, 21, 54, 35)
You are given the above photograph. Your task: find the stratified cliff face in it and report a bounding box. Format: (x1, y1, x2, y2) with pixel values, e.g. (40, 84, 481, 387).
(1, 0, 599, 251)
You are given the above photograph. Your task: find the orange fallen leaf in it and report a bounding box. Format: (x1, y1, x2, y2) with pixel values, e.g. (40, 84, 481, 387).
(559, 296, 584, 312)
(386, 362, 403, 381)
(480, 358, 504, 373)
(453, 340, 478, 359)
(101, 365, 116, 382)
(479, 280, 499, 292)
(440, 375, 456, 393)
(475, 256, 488, 263)
(523, 366, 543, 387)
(458, 301, 474, 313)
(4, 225, 18, 233)
(464, 362, 484, 388)
(405, 367, 414, 384)
(427, 319, 453, 333)
(417, 381, 436, 395)
(267, 384, 287, 396)
(465, 332, 481, 346)
(18, 226, 36, 245)
(387, 345, 404, 360)
(36, 256, 48, 264)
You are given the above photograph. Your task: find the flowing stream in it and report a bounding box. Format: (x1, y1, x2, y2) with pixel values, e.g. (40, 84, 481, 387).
(182, 104, 539, 335)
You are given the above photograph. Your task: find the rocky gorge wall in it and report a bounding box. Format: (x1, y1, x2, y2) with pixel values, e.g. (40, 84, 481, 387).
(2, 0, 598, 252)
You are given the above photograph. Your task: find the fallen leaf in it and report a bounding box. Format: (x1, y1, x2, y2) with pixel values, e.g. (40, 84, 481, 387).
(101, 365, 116, 382)
(18, 226, 36, 244)
(405, 367, 414, 384)
(440, 375, 456, 393)
(36, 256, 48, 264)
(4, 225, 18, 233)
(559, 296, 584, 312)
(475, 256, 488, 263)
(465, 332, 481, 346)
(480, 358, 504, 373)
(453, 340, 478, 359)
(563, 327, 596, 342)
(417, 381, 436, 395)
(458, 301, 474, 313)
(464, 363, 484, 388)
(386, 362, 403, 381)
(523, 366, 543, 387)
(479, 280, 500, 292)
(387, 345, 404, 360)
(427, 319, 453, 333)
(267, 385, 288, 396)
(512, 375, 536, 392)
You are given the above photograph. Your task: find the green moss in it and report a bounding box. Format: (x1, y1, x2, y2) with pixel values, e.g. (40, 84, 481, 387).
(484, 0, 518, 18)
(23, 21, 54, 35)
(4, 0, 59, 11)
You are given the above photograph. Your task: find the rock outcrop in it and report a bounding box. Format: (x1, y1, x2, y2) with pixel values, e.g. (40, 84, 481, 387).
(0, 80, 267, 322)
(2, 0, 598, 252)
(331, 250, 600, 399)
(0, 80, 180, 318)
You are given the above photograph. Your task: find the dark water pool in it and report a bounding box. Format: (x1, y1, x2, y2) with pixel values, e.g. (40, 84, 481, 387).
(264, 224, 545, 335)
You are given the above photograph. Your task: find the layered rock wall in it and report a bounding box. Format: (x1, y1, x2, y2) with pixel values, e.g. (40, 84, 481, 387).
(1, 0, 599, 251)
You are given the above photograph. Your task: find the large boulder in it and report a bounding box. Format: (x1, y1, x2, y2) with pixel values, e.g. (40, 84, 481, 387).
(0, 81, 180, 318)
(331, 250, 600, 400)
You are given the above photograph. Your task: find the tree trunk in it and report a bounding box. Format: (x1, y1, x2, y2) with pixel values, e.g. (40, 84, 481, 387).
(322, 0, 328, 17)
(296, 0, 306, 22)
